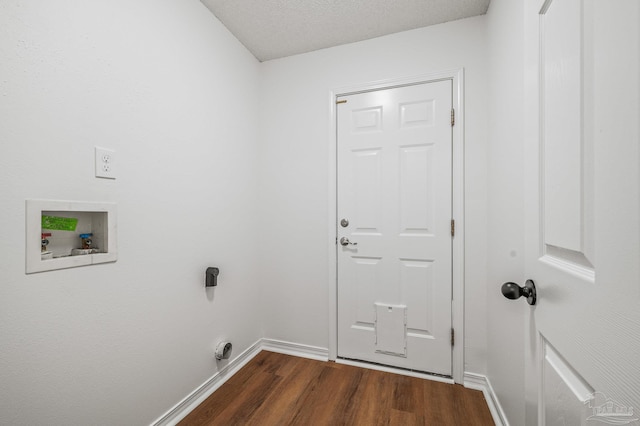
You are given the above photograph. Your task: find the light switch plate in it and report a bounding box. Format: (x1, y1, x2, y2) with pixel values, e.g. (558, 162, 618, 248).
(95, 147, 116, 179)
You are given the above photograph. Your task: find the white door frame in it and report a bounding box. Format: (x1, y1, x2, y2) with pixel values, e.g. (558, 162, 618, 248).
(327, 69, 465, 383)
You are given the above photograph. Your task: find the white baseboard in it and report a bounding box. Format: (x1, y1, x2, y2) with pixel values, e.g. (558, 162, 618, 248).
(260, 338, 329, 361)
(464, 372, 508, 426)
(151, 340, 263, 426)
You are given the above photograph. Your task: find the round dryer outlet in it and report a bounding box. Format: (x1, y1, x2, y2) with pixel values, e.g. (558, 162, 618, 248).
(215, 341, 232, 360)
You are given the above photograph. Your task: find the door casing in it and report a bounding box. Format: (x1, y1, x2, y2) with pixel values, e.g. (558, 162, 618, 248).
(328, 69, 465, 383)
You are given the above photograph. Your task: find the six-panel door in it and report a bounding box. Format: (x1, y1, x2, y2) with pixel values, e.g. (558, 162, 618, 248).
(336, 80, 453, 375)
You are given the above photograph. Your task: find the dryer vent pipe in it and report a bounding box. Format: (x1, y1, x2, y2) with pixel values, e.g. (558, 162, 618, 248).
(215, 341, 232, 360)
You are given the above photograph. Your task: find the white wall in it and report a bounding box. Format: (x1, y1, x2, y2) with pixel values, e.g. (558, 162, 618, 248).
(257, 16, 490, 375)
(0, 1, 261, 424)
(485, 0, 526, 424)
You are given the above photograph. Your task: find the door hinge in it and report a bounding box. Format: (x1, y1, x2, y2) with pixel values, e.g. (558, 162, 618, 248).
(336, 99, 347, 104)
(451, 328, 455, 346)
(451, 219, 455, 237)
(451, 108, 455, 126)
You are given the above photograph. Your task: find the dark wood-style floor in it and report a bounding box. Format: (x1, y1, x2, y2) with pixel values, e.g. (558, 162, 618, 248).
(179, 351, 495, 425)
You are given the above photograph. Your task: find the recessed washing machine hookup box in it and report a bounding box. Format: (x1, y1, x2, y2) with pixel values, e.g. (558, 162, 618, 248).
(26, 200, 117, 274)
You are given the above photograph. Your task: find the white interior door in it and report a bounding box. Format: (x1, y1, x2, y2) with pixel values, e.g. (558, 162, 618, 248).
(524, 0, 640, 424)
(336, 80, 453, 375)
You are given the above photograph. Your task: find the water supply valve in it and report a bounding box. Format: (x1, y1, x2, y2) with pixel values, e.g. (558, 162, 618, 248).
(71, 233, 98, 256)
(41, 233, 51, 252)
(41, 233, 53, 260)
(80, 233, 93, 250)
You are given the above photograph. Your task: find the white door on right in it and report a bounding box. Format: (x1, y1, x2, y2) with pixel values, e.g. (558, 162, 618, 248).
(523, 0, 640, 425)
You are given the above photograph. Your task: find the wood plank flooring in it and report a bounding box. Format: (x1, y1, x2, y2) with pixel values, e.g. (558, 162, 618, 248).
(179, 351, 495, 426)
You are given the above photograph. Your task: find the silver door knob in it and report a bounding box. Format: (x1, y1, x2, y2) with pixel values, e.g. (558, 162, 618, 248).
(340, 237, 357, 246)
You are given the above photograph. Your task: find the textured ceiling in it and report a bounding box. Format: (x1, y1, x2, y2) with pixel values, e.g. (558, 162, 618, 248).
(200, 0, 491, 62)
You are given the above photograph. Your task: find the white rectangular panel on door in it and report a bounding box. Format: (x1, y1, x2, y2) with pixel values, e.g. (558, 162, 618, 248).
(375, 304, 407, 357)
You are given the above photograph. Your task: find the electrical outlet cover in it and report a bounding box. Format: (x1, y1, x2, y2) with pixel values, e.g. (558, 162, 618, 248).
(95, 147, 116, 179)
